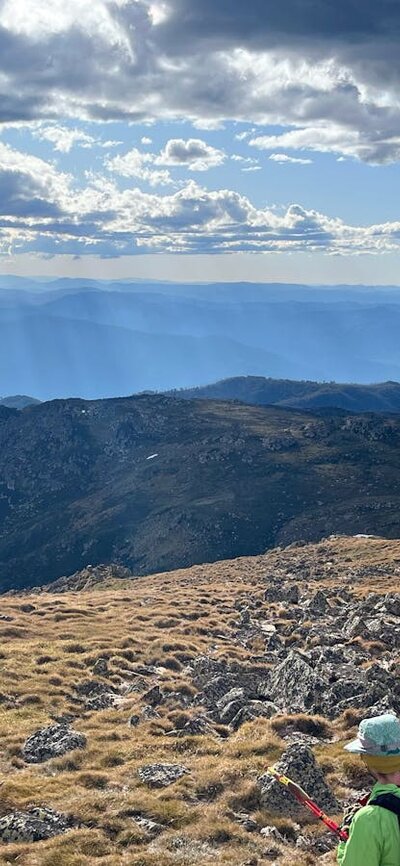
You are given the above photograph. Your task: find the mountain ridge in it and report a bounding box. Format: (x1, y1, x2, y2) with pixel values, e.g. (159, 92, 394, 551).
(172, 376, 400, 413)
(2, 393, 400, 592)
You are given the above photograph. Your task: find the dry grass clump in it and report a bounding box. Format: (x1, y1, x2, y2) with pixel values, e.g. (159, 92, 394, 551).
(340, 707, 366, 729)
(271, 713, 333, 739)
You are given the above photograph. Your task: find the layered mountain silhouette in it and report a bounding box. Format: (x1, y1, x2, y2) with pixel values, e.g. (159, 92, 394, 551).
(2, 393, 400, 591)
(175, 376, 400, 413)
(3, 279, 400, 399)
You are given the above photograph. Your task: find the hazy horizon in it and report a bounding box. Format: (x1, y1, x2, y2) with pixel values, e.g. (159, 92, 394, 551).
(2, 277, 400, 401)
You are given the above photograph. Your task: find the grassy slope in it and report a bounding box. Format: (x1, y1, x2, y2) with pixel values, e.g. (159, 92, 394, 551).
(0, 536, 399, 866)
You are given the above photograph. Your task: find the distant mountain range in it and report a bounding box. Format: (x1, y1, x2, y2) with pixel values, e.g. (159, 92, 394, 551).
(175, 376, 400, 413)
(0, 395, 40, 409)
(5, 377, 400, 414)
(2, 393, 400, 591)
(3, 278, 400, 399)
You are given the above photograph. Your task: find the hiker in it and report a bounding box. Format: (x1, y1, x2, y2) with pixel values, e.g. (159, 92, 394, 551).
(337, 713, 400, 865)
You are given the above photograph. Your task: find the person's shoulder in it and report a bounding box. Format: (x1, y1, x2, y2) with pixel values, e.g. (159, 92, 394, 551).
(353, 801, 398, 828)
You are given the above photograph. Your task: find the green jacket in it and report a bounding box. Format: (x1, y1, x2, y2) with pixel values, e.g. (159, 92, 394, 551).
(337, 783, 400, 866)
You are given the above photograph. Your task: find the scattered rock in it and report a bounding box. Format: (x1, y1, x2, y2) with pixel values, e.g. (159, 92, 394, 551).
(138, 763, 189, 788)
(305, 590, 330, 615)
(92, 658, 109, 677)
(239, 608, 251, 627)
(264, 582, 300, 605)
(0, 807, 73, 843)
(0, 692, 17, 708)
(74, 680, 118, 711)
(175, 717, 212, 736)
(220, 699, 245, 724)
(260, 825, 285, 842)
(141, 704, 160, 721)
(38, 563, 134, 593)
(268, 650, 326, 713)
(131, 814, 165, 837)
(230, 812, 258, 832)
(230, 701, 278, 731)
(381, 594, 400, 617)
(23, 723, 86, 764)
(143, 685, 164, 707)
(258, 744, 338, 818)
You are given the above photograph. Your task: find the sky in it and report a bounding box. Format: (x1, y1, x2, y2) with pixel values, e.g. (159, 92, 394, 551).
(1, 0, 400, 283)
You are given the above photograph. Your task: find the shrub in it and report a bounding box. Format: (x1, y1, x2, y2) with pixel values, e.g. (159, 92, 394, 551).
(20, 693, 42, 705)
(78, 772, 109, 789)
(63, 643, 88, 654)
(163, 657, 182, 672)
(100, 751, 126, 767)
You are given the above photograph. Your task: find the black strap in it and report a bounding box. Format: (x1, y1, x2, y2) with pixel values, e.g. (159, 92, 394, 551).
(369, 794, 400, 827)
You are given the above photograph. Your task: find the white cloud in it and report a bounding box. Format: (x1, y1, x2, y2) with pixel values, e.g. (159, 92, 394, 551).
(158, 138, 226, 170)
(0, 141, 71, 209)
(0, 0, 130, 45)
(192, 119, 224, 130)
(107, 138, 225, 183)
(141, 136, 153, 145)
(250, 127, 378, 161)
(269, 153, 313, 165)
(231, 154, 261, 171)
(35, 126, 97, 153)
(106, 147, 174, 186)
(34, 125, 122, 153)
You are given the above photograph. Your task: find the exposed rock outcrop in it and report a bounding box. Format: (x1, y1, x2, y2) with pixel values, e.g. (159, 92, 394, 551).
(23, 723, 87, 763)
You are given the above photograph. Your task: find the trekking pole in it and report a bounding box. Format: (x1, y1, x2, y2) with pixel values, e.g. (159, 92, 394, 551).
(266, 766, 349, 842)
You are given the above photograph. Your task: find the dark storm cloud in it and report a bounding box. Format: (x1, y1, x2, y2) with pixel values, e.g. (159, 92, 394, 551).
(157, 0, 399, 46)
(0, 0, 400, 162)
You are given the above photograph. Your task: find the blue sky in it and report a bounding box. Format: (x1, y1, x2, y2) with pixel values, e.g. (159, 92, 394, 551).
(1, 0, 400, 283)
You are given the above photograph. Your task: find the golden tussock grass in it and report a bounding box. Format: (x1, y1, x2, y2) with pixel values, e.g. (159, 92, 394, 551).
(0, 535, 398, 864)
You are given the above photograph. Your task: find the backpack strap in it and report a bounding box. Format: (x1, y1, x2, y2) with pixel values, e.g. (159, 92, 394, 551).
(369, 794, 400, 827)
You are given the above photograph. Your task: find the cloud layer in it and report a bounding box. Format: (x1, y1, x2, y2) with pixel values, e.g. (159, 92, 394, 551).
(0, 0, 400, 163)
(0, 0, 399, 263)
(1, 141, 400, 258)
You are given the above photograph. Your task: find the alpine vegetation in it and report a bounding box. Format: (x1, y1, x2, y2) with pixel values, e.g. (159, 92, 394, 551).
(0, 535, 399, 865)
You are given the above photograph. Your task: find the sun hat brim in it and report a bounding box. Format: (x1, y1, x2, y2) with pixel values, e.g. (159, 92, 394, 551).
(344, 714, 400, 756)
(344, 738, 400, 755)
(344, 738, 371, 754)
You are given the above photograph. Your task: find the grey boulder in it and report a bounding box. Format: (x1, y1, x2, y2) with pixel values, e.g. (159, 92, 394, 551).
(138, 763, 189, 788)
(258, 744, 338, 818)
(23, 723, 86, 764)
(0, 807, 73, 843)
